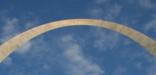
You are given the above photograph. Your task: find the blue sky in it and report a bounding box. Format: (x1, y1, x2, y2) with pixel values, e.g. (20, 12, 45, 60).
(0, 0, 156, 75)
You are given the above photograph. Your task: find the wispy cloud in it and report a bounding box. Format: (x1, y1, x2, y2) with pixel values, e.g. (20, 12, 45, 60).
(0, 13, 41, 54)
(61, 35, 104, 75)
(95, 0, 109, 4)
(147, 64, 156, 75)
(143, 15, 156, 32)
(2, 18, 19, 34)
(104, 4, 122, 20)
(145, 55, 156, 75)
(87, 1, 122, 20)
(91, 28, 120, 51)
(15, 41, 33, 54)
(112, 66, 127, 75)
(138, 0, 156, 9)
(2, 57, 13, 66)
(0, 14, 42, 66)
(0, 17, 20, 42)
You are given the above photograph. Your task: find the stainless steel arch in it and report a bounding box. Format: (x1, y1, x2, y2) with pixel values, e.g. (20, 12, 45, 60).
(0, 19, 156, 63)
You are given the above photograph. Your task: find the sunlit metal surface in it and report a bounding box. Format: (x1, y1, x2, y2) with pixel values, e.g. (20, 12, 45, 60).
(0, 19, 156, 63)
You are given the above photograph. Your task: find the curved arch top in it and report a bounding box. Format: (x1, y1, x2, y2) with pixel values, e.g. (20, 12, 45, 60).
(0, 19, 156, 63)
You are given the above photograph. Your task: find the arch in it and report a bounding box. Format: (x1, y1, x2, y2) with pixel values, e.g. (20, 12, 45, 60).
(0, 19, 156, 63)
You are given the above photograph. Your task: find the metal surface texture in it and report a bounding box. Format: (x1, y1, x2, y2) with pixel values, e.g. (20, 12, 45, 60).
(0, 19, 156, 63)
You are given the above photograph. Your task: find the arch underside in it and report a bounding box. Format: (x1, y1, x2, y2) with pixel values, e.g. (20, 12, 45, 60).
(0, 19, 156, 63)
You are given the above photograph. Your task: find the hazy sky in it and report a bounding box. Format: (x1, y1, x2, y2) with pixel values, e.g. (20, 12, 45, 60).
(0, 0, 156, 75)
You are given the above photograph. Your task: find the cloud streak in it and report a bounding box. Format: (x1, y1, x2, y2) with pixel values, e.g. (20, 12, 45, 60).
(90, 28, 121, 51)
(143, 15, 156, 32)
(61, 35, 104, 75)
(138, 0, 156, 9)
(87, 1, 122, 20)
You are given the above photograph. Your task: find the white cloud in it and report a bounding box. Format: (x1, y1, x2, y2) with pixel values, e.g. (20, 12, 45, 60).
(92, 28, 120, 51)
(15, 41, 33, 54)
(104, 4, 122, 20)
(0, 17, 20, 42)
(0, 15, 41, 55)
(145, 57, 156, 75)
(88, 3, 122, 20)
(130, 52, 156, 75)
(147, 55, 156, 75)
(61, 35, 104, 75)
(95, 0, 108, 4)
(24, 19, 40, 30)
(61, 35, 74, 42)
(42, 64, 51, 70)
(138, 0, 156, 9)
(0, 14, 44, 57)
(147, 65, 156, 75)
(112, 66, 127, 75)
(89, 8, 104, 18)
(143, 16, 156, 32)
(2, 18, 19, 33)
(2, 57, 13, 66)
